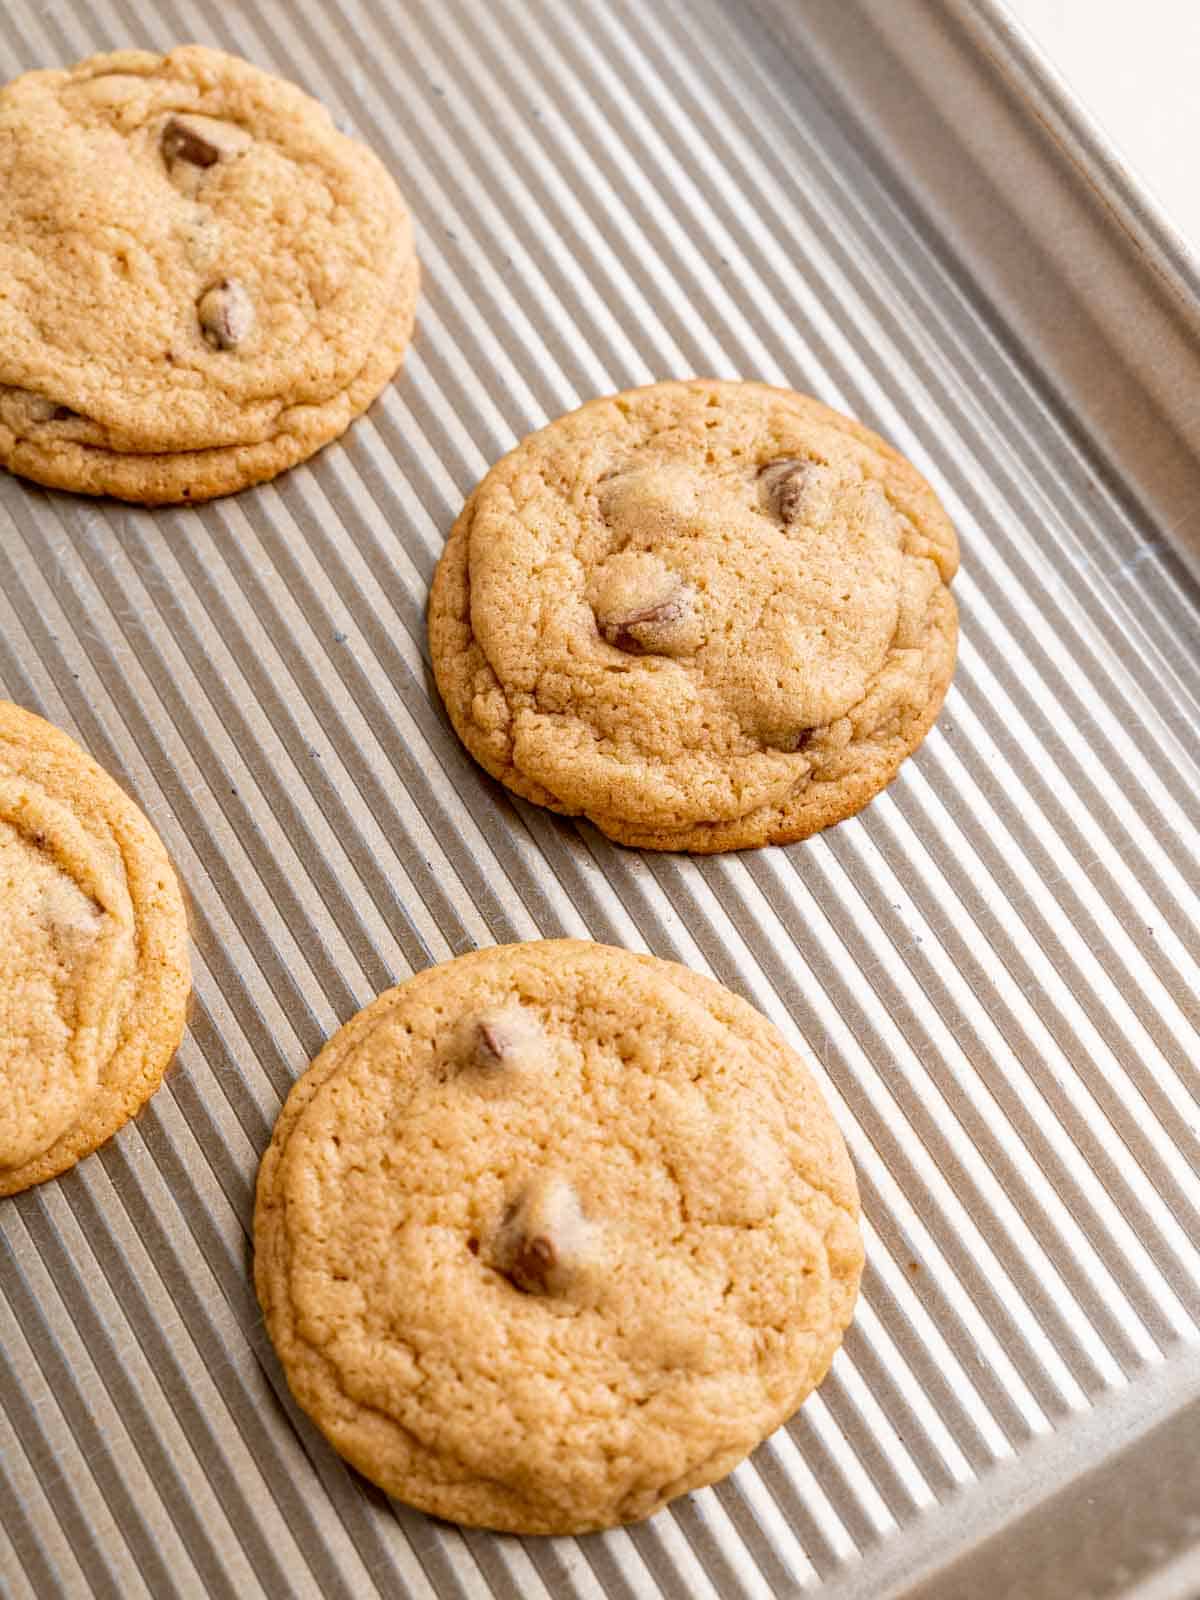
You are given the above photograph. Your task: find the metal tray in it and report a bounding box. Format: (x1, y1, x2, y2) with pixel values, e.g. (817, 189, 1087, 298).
(2, 1, 1198, 1596)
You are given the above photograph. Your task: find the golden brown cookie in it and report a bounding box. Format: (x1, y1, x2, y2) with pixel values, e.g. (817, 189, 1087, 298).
(0, 47, 418, 503)
(429, 380, 958, 851)
(0, 702, 190, 1195)
(254, 939, 863, 1534)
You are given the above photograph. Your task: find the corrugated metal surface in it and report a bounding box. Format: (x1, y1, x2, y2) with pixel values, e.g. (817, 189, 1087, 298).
(2, 0, 1199, 1596)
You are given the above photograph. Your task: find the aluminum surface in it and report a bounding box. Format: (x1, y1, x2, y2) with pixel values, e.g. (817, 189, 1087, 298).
(1, 1, 1198, 1597)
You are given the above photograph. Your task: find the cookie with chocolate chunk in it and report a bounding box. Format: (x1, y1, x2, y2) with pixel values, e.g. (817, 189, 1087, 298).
(0, 702, 190, 1196)
(253, 939, 863, 1534)
(0, 46, 418, 503)
(429, 379, 958, 851)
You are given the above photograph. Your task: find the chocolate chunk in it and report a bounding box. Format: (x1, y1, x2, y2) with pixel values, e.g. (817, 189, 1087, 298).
(467, 1007, 545, 1071)
(160, 115, 252, 194)
(197, 279, 255, 350)
(475, 1019, 512, 1065)
(508, 1230, 557, 1292)
(491, 1176, 595, 1296)
(596, 587, 697, 657)
(758, 458, 811, 522)
(161, 116, 222, 169)
(599, 594, 682, 653)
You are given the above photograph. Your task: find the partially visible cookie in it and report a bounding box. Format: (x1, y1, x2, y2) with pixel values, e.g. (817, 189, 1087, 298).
(0, 702, 190, 1195)
(0, 46, 418, 503)
(254, 939, 863, 1535)
(429, 379, 958, 852)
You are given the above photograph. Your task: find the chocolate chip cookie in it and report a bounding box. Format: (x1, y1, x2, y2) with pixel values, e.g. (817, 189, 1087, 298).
(253, 939, 863, 1534)
(429, 380, 958, 851)
(0, 702, 190, 1196)
(0, 47, 418, 503)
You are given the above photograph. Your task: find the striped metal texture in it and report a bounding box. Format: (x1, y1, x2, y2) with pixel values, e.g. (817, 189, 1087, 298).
(2, 1, 1199, 1597)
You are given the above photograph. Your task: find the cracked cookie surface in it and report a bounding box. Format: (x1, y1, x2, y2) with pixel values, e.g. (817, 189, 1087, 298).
(0, 46, 418, 503)
(253, 938, 862, 1534)
(0, 702, 190, 1196)
(429, 380, 958, 851)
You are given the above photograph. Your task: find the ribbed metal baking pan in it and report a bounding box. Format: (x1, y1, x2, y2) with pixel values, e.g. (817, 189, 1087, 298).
(2, 1, 1198, 1597)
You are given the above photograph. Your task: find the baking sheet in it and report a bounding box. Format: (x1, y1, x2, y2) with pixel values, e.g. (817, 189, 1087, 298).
(2, 1, 1199, 1597)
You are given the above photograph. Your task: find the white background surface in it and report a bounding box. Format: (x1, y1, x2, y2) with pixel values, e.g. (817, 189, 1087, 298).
(1001, 0, 1200, 254)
